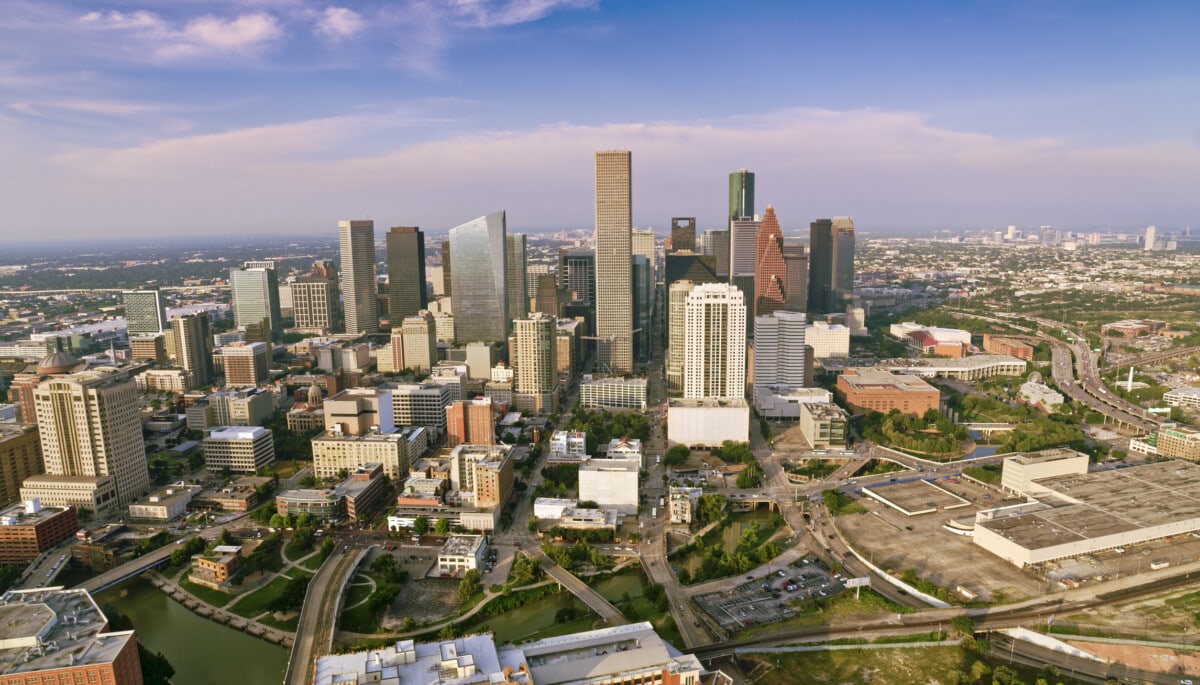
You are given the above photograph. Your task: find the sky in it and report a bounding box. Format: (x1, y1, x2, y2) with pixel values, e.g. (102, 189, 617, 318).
(1, 0, 1198, 240)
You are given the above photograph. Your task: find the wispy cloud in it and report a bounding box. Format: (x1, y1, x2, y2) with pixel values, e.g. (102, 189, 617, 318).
(450, 0, 598, 29)
(78, 9, 284, 61)
(11, 107, 1196, 238)
(314, 7, 365, 40)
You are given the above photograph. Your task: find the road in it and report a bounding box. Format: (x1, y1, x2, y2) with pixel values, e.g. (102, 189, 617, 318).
(1104, 344, 1200, 372)
(285, 547, 368, 685)
(75, 522, 233, 594)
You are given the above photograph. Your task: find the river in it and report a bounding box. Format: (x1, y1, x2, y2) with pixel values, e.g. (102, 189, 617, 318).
(97, 579, 289, 685)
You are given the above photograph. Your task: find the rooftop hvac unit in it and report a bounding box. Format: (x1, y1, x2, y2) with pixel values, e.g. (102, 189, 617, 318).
(24, 498, 42, 514)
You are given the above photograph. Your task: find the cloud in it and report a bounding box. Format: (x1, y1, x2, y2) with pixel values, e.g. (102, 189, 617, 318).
(450, 0, 598, 29)
(76, 8, 283, 61)
(11, 107, 1200, 239)
(314, 7, 365, 39)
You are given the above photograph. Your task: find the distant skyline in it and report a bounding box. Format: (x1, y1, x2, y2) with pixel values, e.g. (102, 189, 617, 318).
(2, 1, 1198, 240)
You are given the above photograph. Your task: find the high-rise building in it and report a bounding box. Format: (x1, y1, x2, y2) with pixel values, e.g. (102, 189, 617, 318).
(531, 272, 563, 317)
(450, 211, 508, 343)
(808, 218, 855, 314)
(631, 255, 651, 362)
(701, 228, 731, 279)
(683, 283, 746, 400)
(440, 239, 452, 297)
(753, 311, 807, 389)
(445, 398, 495, 447)
(129, 334, 167, 366)
(230, 263, 282, 341)
(781, 240, 809, 313)
(203, 426, 275, 473)
(559, 249, 595, 305)
(338, 219, 380, 335)
(0, 424, 43, 508)
(31, 369, 150, 507)
(728, 169, 755, 225)
(172, 312, 214, 388)
(1145, 225, 1158, 251)
(729, 217, 760, 336)
(670, 217, 697, 251)
(292, 275, 341, 333)
(448, 444, 513, 508)
(505, 233, 528, 323)
(594, 150, 633, 375)
(511, 313, 558, 414)
(666, 280, 696, 391)
(386, 226, 428, 319)
(121, 288, 167, 336)
(753, 206, 787, 319)
(632, 228, 657, 286)
(399, 311, 437, 374)
(214, 341, 269, 387)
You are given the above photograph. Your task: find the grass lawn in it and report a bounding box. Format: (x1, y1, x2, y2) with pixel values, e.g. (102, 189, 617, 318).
(179, 575, 236, 607)
(285, 567, 314, 579)
(301, 552, 328, 570)
(228, 576, 292, 618)
(284, 544, 315, 563)
(257, 613, 300, 632)
(343, 583, 372, 609)
(739, 590, 912, 639)
(340, 596, 383, 634)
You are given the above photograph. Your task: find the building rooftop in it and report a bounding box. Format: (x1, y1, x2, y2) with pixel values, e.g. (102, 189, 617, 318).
(1006, 448, 1083, 466)
(206, 426, 270, 441)
(314, 634, 512, 685)
(1165, 387, 1200, 399)
(440, 535, 486, 557)
(0, 587, 137, 676)
(668, 397, 748, 408)
(839, 367, 936, 391)
(128, 483, 199, 509)
(878, 354, 1027, 372)
(0, 501, 70, 527)
(504, 621, 703, 685)
(582, 377, 648, 387)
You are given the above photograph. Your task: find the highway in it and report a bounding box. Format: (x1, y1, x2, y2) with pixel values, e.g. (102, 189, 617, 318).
(1104, 344, 1200, 372)
(285, 547, 368, 685)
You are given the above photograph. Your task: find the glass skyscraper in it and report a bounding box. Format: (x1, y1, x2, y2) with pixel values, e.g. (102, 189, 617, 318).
(728, 169, 755, 225)
(450, 211, 508, 343)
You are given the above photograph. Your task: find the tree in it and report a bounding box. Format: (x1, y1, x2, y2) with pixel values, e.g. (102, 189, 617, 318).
(434, 517, 450, 535)
(696, 494, 727, 524)
(663, 445, 690, 466)
(950, 615, 975, 637)
(457, 569, 482, 604)
(412, 516, 429, 536)
(267, 576, 310, 612)
(269, 514, 287, 528)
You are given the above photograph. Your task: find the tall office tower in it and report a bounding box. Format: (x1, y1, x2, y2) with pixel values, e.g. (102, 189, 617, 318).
(728, 169, 755, 225)
(631, 255, 651, 361)
(399, 311, 437, 374)
(450, 211, 508, 343)
(441, 240, 452, 296)
(121, 288, 167, 335)
(683, 283, 746, 400)
(505, 233, 528, 323)
(230, 263, 282, 341)
(33, 369, 150, 506)
(701, 229, 731, 279)
(338, 219, 380, 335)
(1144, 225, 1158, 251)
(0, 424, 43, 508)
(753, 206, 787, 319)
(729, 217, 761, 335)
(781, 240, 809, 313)
(594, 150, 633, 375)
(753, 311, 807, 389)
(559, 249, 595, 305)
(666, 280, 696, 391)
(215, 341, 269, 387)
(511, 313, 558, 414)
(808, 218, 855, 314)
(386, 226, 427, 319)
(670, 217, 697, 251)
(445, 398, 495, 447)
(632, 228, 657, 285)
(292, 275, 341, 333)
(532, 273, 563, 317)
(172, 312, 213, 387)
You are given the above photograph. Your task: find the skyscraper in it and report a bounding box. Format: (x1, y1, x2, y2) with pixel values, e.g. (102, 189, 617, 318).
(441, 240, 453, 297)
(121, 288, 167, 336)
(506, 233, 528, 323)
(171, 312, 213, 388)
(1145, 225, 1158, 251)
(753, 206, 786, 319)
(701, 229, 730, 279)
(683, 283, 746, 400)
(594, 150, 633, 375)
(632, 228, 657, 285)
(729, 217, 761, 335)
(230, 263, 282, 340)
(292, 275, 341, 334)
(386, 226, 427, 319)
(631, 255, 651, 361)
(338, 219, 380, 335)
(511, 312, 558, 414)
(728, 169, 755, 225)
(450, 211, 508, 343)
(670, 217, 697, 252)
(666, 280, 696, 391)
(559, 249, 595, 305)
(781, 240, 809, 313)
(32, 369, 150, 506)
(808, 217, 855, 314)
(753, 311, 807, 389)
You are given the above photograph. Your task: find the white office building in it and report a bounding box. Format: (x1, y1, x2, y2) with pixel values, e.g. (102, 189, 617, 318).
(753, 311, 807, 388)
(683, 283, 746, 400)
(578, 458, 639, 514)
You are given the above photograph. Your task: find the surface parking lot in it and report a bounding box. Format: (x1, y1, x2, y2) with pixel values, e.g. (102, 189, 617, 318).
(693, 559, 846, 632)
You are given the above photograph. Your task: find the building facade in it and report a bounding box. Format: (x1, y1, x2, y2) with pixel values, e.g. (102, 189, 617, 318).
(203, 426, 275, 473)
(683, 283, 746, 400)
(594, 150, 633, 375)
(338, 219, 380, 335)
(386, 226, 428, 319)
(450, 212, 509, 343)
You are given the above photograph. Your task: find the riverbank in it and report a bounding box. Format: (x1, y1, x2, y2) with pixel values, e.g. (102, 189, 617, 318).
(143, 571, 295, 648)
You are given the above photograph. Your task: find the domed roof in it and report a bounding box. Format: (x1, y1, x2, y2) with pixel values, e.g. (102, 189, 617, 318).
(306, 382, 324, 406)
(37, 351, 81, 375)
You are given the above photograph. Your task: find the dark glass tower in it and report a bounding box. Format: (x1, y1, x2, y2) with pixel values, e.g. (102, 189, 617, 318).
(386, 226, 427, 319)
(728, 169, 755, 225)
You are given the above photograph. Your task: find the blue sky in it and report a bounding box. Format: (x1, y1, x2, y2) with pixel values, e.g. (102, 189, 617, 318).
(1, 0, 1197, 239)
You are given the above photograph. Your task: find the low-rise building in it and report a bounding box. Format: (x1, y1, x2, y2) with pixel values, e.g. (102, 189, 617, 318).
(579, 376, 647, 410)
(753, 386, 832, 420)
(806, 321, 850, 359)
(437, 534, 488, 575)
(0, 499, 78, 563)
(982, 334, 1034, 361)
(1019, 372, 1064, 412)
(669, 486, 703, 524)
(578, 458, 639, 515)
(799, 402, 850, 449)
(549, 431, 588, 461)
(667, 398, 750, 447)
(19, 475, 119, 517)
(0, 588, 142, 685)
(276, 463, 388, 522)
(190, 475, 272, 512)
(533, 498, 576, 520)
(999, 449, 1089, 496)
(135, 368, 191, 392)
(1155, 424, 1200, 460)
(873, 354, 1027, 381)
(1164, 387, 1200, 410)
(837, 367, 940, 416)
(203, 426, 276, 474)
(605, 438, 642, 464)
(190, 544, 243, 590)
(311, 426, 427, 481)
(127, 482, 200, 520)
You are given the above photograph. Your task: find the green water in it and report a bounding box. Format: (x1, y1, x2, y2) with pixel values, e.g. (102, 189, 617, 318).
(97, 579, 289, 685)
(590, 570, 648, 602)
(469, 591, 593, 645)
(676, 509, 777, 574)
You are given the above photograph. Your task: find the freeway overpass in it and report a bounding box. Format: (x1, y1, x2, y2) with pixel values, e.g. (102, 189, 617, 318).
(76, 539, 181, 594)
(1106, 344, 1200, 371)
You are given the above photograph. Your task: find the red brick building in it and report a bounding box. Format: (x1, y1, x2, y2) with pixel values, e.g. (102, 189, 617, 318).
(0, 502, 79, 564)
(445, 398, 494, 447)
